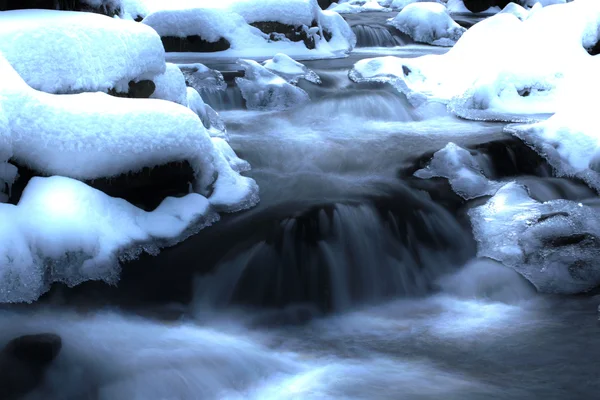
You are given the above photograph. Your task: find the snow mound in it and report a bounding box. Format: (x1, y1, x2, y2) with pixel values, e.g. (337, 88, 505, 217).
(388, 3, 466, 47)
(0, 10, 165, 94)
(263, 53, 321, 85)
(469, 182, 600, 294)
(350, 0, 600, 121)
(391, 0, 443, 11)
(235, 59, 310, 111)
(0, 176, 219, 303)
(150, 63, 188, 105)
(414, 142, 502, 199)
(133, 0, 355, 59)
(506, 97, 600, 193)
(328, 0, 389, 14)
(212, 137, 251, 173)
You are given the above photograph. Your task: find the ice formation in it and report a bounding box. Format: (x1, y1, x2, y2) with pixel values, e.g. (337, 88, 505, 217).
(414, 142, 502, 199)
(469, 182, 600, 294)
(0, 10, 165, 94)
(124, 0, 356, 59)
(263, 54, 322, 85)
(388, 3, 466, 47)
(350, 0, 600, 122)
(235, 59, 311, 111)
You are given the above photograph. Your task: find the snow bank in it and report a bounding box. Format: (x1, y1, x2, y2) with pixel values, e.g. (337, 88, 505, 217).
(0, 176, 219, 303)
(0, 10, 165, 94)
(128, 0, 355, 58)
(388, 3, 466, 47)
(414, 142, 502, 199)
(235, 59, 311, 111)
(350, 0, 600, 122)
(263, 53, 321, 84)
(469, 182, 600, 294)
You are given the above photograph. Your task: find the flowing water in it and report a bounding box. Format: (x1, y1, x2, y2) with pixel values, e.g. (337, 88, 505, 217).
(3, 13, 600, 400)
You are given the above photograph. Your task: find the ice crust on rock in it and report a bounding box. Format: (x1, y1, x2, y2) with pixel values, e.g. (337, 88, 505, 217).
(127, 0, 355, 59)
(388, 3, 466, 47)
(235, 59, 311, 111)
(414, 142, 502, 199)
(350, 0, 600, 122)
(263, 54, 321, 85)
(469, 182, 600, 294)
(0, 176, 220, 303)
(0, 10, 165, 94)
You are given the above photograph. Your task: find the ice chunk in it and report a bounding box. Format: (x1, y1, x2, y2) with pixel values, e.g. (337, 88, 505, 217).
(414, 142, 502, 199)
(262, 54, 321, 85)
(0, 10, 165, 94)
(150, 63, 188, 105)
(469, 182, 600, 294)
(177, 63, 227, 94)
(0, 176, 219, 303)
(388, 3, 466, 47)
(235, 59, 310, 111)
(185, 87, 228, 140)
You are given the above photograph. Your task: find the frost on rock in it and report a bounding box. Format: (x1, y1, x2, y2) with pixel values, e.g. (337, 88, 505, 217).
(469, 182, 600, 294)
(262, 53, 321, 85)
(0, 176, 220, 303)
(350, 0, 600, 122)
(132, 0, 355, 59)
(235, 59, 310, 111)
(414, 142, 502, 200)
(388, 3, 466, 47)
(506, 95, 600, 193)
(0, 10, 165, 94)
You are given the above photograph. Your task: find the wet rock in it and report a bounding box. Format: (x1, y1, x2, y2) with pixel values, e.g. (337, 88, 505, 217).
(251, 21, 329, 50)
(160, 35, 231, 53)
(108, 80, 156, 99)
(0, 333, 62, 400)
(462, 0, 496, 13)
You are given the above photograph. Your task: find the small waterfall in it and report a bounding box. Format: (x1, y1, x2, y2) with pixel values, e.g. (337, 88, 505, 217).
(199, 86, 245, 111)
(352, 25, 412, 48)
(192, 189, 475, 313)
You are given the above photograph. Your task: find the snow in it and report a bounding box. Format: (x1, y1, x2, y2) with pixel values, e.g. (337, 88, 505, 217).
(469, 182, 600, 294)
(445, 0, 500, 14)
(128, 0, 355, 59)
(263, 53, 322, 85)
(350, 0, 600, 122)
(414, 142, 502, 199)
(388, 3, 466, 47)
(0, 176, 219, 303)
(150, 63, 188, 105)
(235, 59, 311, 111)
(0, 10, 165, 94)
(212, 137, 251, 173)
(328, 0, 389, 14)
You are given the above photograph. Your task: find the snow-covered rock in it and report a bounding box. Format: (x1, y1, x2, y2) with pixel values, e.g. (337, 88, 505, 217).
(235, 59, 311, 111)
(0, 10, 165, 94)
(350, 0, 600, 122)
(262, 53, 321, 85)
(150, 63, 188, 105)
(328, 0, 389, 14)
(0, 176, 219, 303)
(469, 182, 600, 294)
(388, 3, 466, 47)
(127, 0, 355, 58)
(414, 142, 502, 199)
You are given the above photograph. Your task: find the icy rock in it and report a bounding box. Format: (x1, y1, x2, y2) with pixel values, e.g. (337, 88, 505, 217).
(177, 63, 227, 94)
(388, 3, 466, 47)
(235, 59, 310, 111)
(0, 176, 220, 304)
(469, 182, 600, 294)
(262, 53, 321, 85)
(414, 142, 502, 199)
(0, 10, 165, 94)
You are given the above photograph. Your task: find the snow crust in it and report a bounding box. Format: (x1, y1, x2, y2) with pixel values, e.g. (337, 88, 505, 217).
(350, 0, 600, 122)
(0, 10, 165, 94)
(388, 3, 466, 47)
(469, 182, 600, 294)
(0, 176, 219, 303)
(414, 142, 502, 199)
(235, 59, 311, 111)
(126, 0, 355, 59)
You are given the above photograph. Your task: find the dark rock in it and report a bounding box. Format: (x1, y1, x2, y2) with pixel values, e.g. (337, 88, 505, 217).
(9, 160, 196, 212)
(0, 0, 121, 17)
(161, 35, 231, 53)
(108, 80, 156, 99)
(544, 233, 599, 248)
(586, 40, 600, 56)
(472, 138, 551, 179)
(462, 0, 495, 13)
(251, 21, 327, 50)
(0, 333, 62, 400)
(317, 0, 335, 10)
(537, 211, 570, 223)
